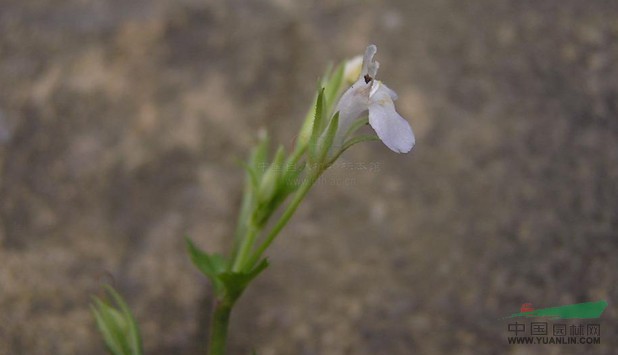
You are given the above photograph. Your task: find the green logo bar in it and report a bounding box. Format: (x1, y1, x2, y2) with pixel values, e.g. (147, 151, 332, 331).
(505, 300, 608, 320)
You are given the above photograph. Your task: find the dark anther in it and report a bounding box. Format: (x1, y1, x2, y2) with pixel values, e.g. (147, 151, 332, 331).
(364, 74, 373, 83)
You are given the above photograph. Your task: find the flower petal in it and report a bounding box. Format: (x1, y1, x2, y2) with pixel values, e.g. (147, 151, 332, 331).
(334, 78, 371, 146)
(368, 86, 415, 153)
(361, 44, 379, 79)
(376, 82, 398, 101)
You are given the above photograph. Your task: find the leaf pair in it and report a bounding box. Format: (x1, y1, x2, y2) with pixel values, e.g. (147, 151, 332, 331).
(186, 237, 269, 302)
(308, 89, 340, 168)
(241, 133, 304, 228)
(296, 63, 344, 153)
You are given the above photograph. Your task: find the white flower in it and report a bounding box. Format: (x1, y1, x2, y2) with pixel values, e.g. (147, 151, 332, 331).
(343, 55, 363, 84)
(334, 45, 415, 153)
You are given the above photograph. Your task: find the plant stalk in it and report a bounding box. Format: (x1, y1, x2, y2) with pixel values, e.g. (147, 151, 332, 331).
(231, 222, 259, 272)
(208, 299, 233, 355)
(247, 173, 318, 268)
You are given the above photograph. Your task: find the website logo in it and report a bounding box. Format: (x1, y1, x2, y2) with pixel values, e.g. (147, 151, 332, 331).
(505, 300, 607, 320)
(503, 300, 607, 345)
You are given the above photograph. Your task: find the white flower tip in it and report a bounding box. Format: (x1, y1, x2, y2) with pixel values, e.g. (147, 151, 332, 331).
(367, 85, 415, 154)
(371, 113, 416, 154)
(362, 45, 379, 79)
(366, 44, 378, 56)
(393, 133, 415, 153)
(380, 121, 415, 153)
(343, 55, 363, 84)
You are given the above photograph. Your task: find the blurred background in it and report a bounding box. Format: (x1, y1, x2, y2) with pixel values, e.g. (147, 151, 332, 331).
(1, 0, 617, 354)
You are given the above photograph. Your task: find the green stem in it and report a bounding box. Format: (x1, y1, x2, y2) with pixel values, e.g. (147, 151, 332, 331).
(231, 222, 259, 272)
(208, 299, 233, 355)
(286, 142, 307, 175)
(327, 135, 380, 167)
(229, 183, 254, 263)
(247, 173, 318, 268)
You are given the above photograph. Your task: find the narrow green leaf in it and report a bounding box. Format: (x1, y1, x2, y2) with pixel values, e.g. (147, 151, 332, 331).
(296, 60, 344, 153)
(91, 286, 144, 355)
(316, 112, 340, 166)
(272, 145, 286, 169)
(185, 237, 227, 297)
(219, 259, 270, 302)
(105, 286, 143, 355)
(324, 63, 344, 113)
(233, 137, 269, 257)
(296, 96, 317, 152)
(96, 299, 126, 344)
(308, 89, 325, 161)
(282, 161, 306, 195)
(257, 145, 286, 204)
(251, 131, 270, 179)
(91, 305, 124, 355)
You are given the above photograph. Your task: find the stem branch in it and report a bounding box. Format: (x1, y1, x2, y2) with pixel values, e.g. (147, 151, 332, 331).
(247, 173, 318, 267)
